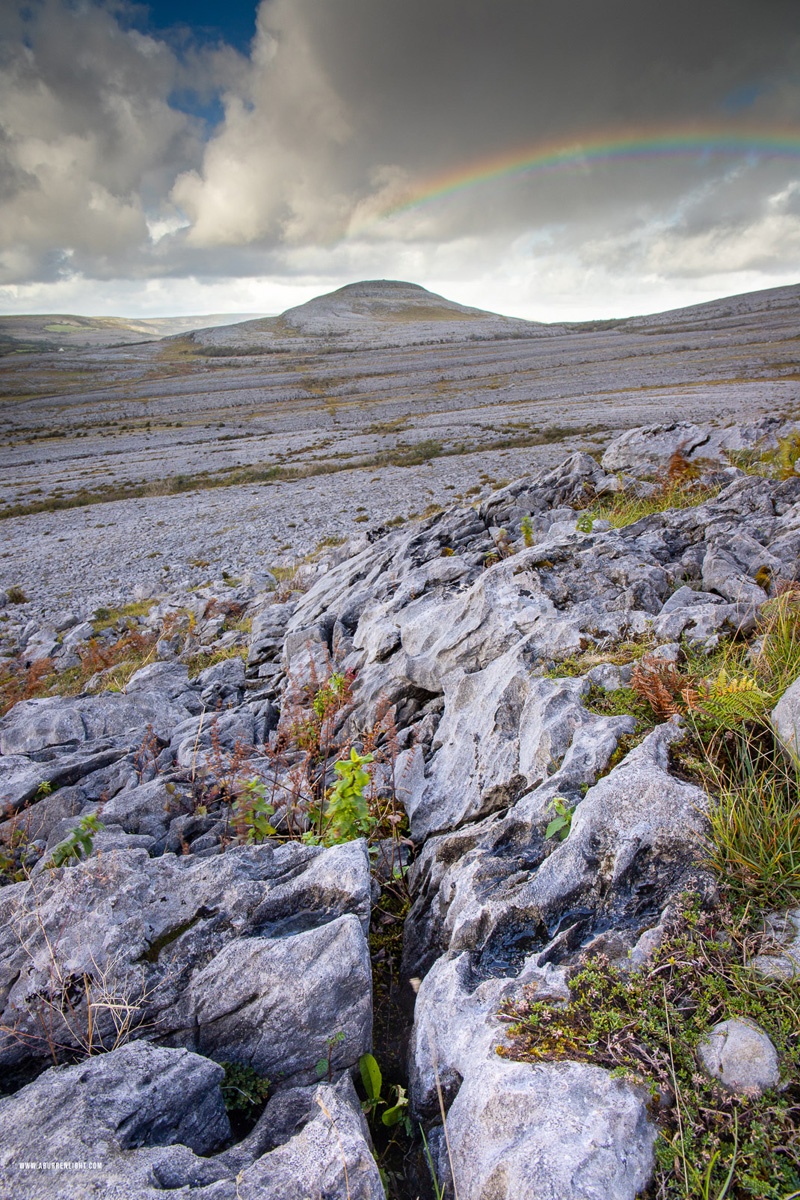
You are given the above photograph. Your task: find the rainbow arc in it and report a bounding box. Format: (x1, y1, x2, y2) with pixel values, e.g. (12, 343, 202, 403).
(351, 125, 800, 233)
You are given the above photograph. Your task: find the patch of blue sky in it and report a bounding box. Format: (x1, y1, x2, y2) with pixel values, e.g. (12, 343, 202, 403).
(168, 89, 226, 128)
(125, 0, 259, 55)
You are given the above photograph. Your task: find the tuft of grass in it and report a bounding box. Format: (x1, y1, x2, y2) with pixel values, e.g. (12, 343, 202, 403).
(589, 477, 721, 529)
(702, 734, 800, 910)
(5, 586, 27, 604)
(0, 631, 157, 716)
(186, 645, 247, 679)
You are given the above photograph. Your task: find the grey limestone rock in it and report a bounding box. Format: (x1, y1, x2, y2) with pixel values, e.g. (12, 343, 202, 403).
(0, 839, 372, 1084)
(601, 418, 789, 475)
(404, 719, 707, 981)
(0, 1040, 231, 1161)
(702, 547, 769, 607)
(0, 687, 195, 757)
(771, 675, 800, 758)
(0, 1047, 382, 1200)
(751, 908, 800, 979)
(697, 1019, 780, 1096)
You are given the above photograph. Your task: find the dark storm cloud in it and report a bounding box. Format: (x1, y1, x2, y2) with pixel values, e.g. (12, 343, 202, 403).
(1, 0, 800, 312)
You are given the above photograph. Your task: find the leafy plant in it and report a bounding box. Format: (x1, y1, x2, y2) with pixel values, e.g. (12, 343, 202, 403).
(306, 749, 375, 845)
(521, 515, 534, 547)
(358, 1052, 411, 1134)
(313, 671, 350, 720)
(544, 796, 574, 841)
(220, 1061, 270, 1116)
(575, 511, 594, 533)
(233, 779, 277, 843)
(316, 1030, 345, 1082)
(359, 1051, 383, 1117)
(46, 814, 104, 869)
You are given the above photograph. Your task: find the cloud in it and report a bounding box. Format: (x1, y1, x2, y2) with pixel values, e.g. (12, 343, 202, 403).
(1, 0, 800, 316)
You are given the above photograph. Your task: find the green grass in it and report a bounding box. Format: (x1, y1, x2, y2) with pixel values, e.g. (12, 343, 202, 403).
(186, 645, 247, 678)
(702, 735, 800, 910)
(589, 478, 722, 528)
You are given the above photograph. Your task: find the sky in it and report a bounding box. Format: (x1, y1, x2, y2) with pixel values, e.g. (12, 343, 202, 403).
(1, 0, 800, 322)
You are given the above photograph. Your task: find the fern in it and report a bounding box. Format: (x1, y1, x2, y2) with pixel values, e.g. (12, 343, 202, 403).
(698, 669, 773, 726)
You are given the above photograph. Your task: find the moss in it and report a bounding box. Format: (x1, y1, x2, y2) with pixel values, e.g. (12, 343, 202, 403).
(584, 683, 656, 731)
(143, 912, 205, 963)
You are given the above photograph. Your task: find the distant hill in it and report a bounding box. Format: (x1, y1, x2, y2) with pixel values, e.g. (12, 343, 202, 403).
(187, 280, 550, 353)
(0, 312, 270, 354)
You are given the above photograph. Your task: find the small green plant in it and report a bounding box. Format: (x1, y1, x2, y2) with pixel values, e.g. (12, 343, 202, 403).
(46, 814, 104, 869)
(544, 796, 574, 841)
(312, 672, 349, 720)
(0, 824, 32, 884)
(420, 1124, 446, 1200)
(316, 1030, 345, 1082)
(358, 1052, 411, 1134)
(221, 1061, 270, 1115)
(233, 779, 277, 843)
(220, 1061, 270, 1135)
(306, 749, 375, 845)
(521, 515, 534, 547)
(575, 511, 595, 533)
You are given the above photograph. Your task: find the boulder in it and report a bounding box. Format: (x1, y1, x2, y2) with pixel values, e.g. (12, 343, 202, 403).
(697, 1019, 780, 1096)
(0, 1041, 230, 1160)
(751, 907, 800, 980)
(771, 677, 800, 759)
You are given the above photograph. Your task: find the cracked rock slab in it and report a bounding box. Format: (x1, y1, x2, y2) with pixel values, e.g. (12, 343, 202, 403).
(0, 839, 372, 1086)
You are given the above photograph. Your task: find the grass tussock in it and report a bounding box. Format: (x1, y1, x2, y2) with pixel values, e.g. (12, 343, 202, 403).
(703, 739, 800, 910)
(186, 644, 247, 679)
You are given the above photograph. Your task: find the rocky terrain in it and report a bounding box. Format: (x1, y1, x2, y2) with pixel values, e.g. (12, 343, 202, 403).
(0, 313, 268, 355)
(2, 280, 800, 622)
(1, 416, 799, 1198)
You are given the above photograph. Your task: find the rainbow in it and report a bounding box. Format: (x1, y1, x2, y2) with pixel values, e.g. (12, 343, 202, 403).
(352, 125, 800, 232)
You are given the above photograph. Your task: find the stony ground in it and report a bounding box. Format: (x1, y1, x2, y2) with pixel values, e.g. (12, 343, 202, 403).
(2, 280, 800, 623)
(2, 434, 798, 1200)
